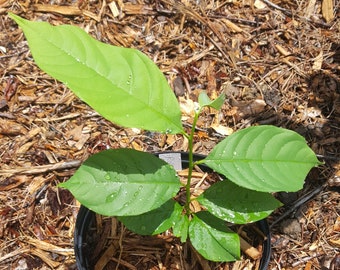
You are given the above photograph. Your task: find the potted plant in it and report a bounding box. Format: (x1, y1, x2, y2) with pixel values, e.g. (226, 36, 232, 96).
(10, 13, 320, 268)
(74, 152, 273, 269)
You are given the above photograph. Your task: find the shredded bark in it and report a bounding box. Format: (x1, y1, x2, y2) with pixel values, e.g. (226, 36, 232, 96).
(0, 0, 339, 269)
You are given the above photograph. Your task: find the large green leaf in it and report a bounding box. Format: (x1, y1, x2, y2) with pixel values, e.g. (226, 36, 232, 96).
(189, 211, 240, 262)
(9, 13, 183, 134)
(203, 125, 320, 192)
(197, 180, 282, 224)
(59, 149, 181, 216)
(118, 200, 183, 235)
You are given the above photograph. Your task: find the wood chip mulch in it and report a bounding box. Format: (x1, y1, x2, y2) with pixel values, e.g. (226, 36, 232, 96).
(0, 0, 339, 269)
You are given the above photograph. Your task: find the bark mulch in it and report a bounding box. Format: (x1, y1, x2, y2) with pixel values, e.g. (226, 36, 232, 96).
(0, 0, 339, 269)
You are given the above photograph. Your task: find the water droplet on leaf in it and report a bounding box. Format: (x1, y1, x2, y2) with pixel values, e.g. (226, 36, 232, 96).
(126, 74, 132, 85)
(106, 193, 116, 203)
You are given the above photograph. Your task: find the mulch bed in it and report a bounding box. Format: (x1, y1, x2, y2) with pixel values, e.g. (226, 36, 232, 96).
(0, 0, 339, 269)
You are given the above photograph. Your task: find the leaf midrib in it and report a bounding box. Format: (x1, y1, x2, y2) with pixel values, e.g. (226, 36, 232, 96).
(206, 158, 316, 164)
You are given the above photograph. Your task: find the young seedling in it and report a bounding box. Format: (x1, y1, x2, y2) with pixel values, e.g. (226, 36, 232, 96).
(10, 13, 321, 262)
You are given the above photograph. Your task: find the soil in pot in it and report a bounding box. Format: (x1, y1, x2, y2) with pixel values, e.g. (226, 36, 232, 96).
(74, 153, 271, 270)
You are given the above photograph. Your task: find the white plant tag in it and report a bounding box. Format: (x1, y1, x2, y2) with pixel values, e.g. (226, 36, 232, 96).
(158, 153, 182, 171)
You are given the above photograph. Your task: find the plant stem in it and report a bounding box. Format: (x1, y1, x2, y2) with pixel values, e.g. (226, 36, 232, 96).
(185, 110, 200, 215)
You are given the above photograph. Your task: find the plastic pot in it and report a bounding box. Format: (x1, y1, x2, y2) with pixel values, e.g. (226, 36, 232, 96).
(74, 152, 271, 269)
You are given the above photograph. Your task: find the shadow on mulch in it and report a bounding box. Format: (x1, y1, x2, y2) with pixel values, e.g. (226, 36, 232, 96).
(264, 50, 340, 269)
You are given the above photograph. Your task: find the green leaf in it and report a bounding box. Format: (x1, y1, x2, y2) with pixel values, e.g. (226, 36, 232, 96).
(118, 200, 183, 235)
(197, 180, 282, 224)
(172, 211, 190, 242)
(59, 149, 181, 216)
(9, 13, 183, 134)
(203, 125, 320, 192)
(198, 91, 225, 110)
(189, 211, 240, 262)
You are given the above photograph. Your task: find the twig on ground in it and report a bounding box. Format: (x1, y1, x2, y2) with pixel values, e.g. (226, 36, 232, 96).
(161, 0, 236, 66)
(317, 154, 340, 161)
(261, 0, 292, 14)
(291, 253, 323, 267)
(262, 0, 332, 28)
(0, 160, 81, 176)
(0, 248, 30, 263)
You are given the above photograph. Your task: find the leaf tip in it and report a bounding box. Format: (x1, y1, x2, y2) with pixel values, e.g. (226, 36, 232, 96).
(8, 12, 21, 24)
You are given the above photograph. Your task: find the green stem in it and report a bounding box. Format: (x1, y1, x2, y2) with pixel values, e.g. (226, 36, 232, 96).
(185, 110, 200, 215)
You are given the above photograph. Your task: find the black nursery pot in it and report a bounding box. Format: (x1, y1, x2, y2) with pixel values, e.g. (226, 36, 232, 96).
(74, 152, 271, 270)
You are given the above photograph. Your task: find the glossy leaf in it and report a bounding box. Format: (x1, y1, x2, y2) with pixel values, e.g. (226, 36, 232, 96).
(118, 200, 183, 235)
(203, 125, 320, 192)
(198, 91, 225, 110)
(197, 180, 282, 224)
(189, 211, 240, 262)
(172, 211, 190, 242)
(59, 149, 181, 216)
(9, 13, 183, 134)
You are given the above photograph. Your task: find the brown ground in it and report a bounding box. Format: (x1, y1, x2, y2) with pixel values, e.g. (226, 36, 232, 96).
(0, 0, 339, 269)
